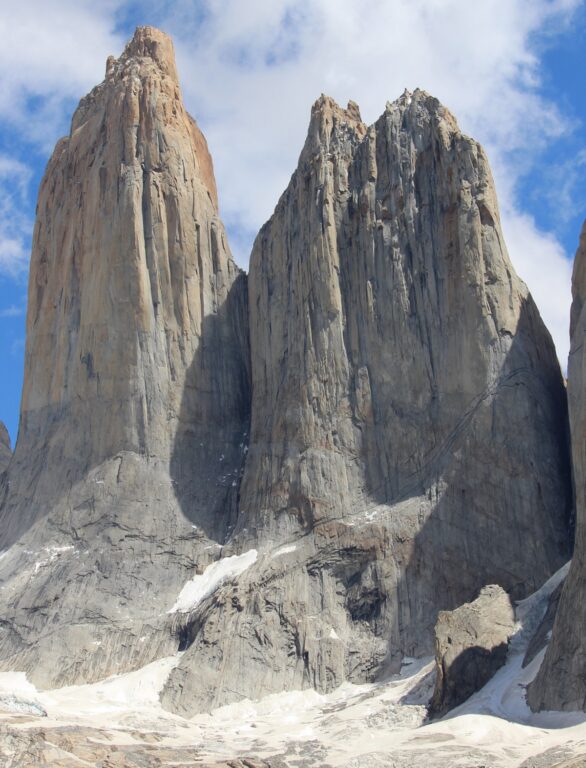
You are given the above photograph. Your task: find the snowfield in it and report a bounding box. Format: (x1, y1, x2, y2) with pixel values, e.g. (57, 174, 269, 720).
(0, 564, 585, 767)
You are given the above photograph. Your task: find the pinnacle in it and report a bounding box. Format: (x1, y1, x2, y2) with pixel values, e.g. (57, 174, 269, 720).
(117, 25, 178, 81)
(311, 94, 363, 126)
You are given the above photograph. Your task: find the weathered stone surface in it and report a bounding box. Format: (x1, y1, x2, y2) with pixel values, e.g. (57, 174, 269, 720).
(0, 422, 10, 474)
(0, 26, 250, 687)
(161, 92, 571, 715)
(529, 221, 586, 712)
(429, 584, 515, 716)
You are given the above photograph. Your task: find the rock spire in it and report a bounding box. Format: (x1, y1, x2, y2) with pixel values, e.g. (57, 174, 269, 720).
(0, 422, 10, 474)
(0, 26, 250, 687)
(161, 90, 572, 714)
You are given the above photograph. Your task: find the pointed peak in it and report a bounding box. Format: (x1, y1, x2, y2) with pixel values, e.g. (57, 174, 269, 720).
(310, 94, 363, 127)
(384, 88, 459, 134)
(299, 94, 366, 164)
(0, 422, 10, 451)
(111, 26, 178, 82)
(346, 100, 362, 123)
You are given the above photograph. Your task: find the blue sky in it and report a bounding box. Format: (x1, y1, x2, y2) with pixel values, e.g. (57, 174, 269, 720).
(0, 0, 585, 446)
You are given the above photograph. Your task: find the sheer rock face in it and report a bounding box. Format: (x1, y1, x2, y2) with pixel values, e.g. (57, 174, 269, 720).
(0, 423, 11, 473)
(161, 92, 571, 715)
(529, 221, 586, 712)
(0, 27, 250, 687)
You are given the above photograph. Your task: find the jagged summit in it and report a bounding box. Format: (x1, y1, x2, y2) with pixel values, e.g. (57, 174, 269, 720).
(106, 26, 178, 81)
(298, 93, 366, 163)
(310, 93, 364, 124)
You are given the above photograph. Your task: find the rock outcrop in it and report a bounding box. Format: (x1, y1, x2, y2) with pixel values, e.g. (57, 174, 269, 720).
(0, 422, 10, 474)
(429, 584, 515, 717)
(529, 221, 586, 712)
(0, 27, 250, 687)
(161, 92, 571, 714)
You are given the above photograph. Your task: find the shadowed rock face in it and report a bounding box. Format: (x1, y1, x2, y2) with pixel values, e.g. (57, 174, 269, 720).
(161, 92, 571, 715)
(529, 221, 586, 713)
(0, 423, 10, 474)
(0, 26, 250, 687)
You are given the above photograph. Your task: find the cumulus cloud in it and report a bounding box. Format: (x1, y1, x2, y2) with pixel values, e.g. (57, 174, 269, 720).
(0, 0, 582, 364)
(501, 210, 574, 368)
(0, 1, 124, 144)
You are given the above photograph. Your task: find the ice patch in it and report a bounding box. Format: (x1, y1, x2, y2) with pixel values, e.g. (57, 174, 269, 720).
(168, 550, 258, 613)
(0, 694, 46, 717)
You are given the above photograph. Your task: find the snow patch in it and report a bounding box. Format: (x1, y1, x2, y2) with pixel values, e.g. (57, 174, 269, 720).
(271, 544, 297, 558)
(168, 550, 257, 613)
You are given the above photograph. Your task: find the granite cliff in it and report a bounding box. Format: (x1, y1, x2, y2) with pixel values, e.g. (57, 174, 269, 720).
(161, 91, 571, 714)
(528, 221, 586, 712)
(0, 27, 574, 717)
(0, 26, 249, 687)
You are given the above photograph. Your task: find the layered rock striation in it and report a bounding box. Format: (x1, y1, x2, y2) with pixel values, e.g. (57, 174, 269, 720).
(528, 221, 586, 712)
(0, 27, 249, 687)
(161, 92, 571, 714)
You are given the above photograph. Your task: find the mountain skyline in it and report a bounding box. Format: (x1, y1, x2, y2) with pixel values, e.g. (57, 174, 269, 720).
(0, 0, 585, 444)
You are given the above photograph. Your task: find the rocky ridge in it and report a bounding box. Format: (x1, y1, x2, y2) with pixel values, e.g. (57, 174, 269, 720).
(528, 221, 586, 712)
(0, 27, 576, 720)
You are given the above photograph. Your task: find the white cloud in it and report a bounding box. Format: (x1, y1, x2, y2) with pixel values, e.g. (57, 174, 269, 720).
(501, 209, 573, 370)
(0, 0, 582, 364)
(0, 1, 124, 145)
(0, 304, 25, 318)
(0, 157, 33, 278)
(163, 0, 581, 363)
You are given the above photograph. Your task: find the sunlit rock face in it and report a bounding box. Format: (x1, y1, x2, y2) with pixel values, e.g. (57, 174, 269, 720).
(0, 26, 250, 687)
(529, 221, 586, 713)
(161, 92, 572, 715)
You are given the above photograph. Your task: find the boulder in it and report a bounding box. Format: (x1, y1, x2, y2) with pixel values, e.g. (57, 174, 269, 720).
(429, 584, 515, 716)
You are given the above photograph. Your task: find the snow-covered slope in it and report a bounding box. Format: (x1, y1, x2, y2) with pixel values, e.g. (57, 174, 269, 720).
(0, 564, 584, 767)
